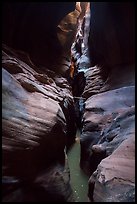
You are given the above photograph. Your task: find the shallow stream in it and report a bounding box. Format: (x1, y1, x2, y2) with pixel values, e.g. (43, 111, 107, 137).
(67, 129, 89, 202)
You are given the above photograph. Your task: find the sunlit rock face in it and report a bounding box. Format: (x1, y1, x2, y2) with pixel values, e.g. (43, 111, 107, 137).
(2, 45, 76, 202)
(2, 2, 75, 72)
(57, 10, 79, 58)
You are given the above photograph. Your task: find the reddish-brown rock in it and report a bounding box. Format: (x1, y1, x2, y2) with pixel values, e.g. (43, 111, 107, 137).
(2, 46, 76, 202)
(88, 134, 135, 202)
(80, 86, 135, 175)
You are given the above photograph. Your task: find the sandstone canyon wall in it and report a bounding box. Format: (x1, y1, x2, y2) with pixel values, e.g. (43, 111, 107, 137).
(2, 3, 77, 202)
(2, 2, 135, 202)
(77, 2, 135, 202)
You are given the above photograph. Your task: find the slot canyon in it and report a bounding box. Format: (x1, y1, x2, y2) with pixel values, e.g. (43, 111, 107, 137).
(2, 2, 135, 202)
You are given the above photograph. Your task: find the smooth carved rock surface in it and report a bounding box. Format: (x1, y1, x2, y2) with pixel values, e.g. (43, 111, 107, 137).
(80, 86, 135, 202)
(80, 86, 135, 176)
(2, 67, 66, 155)
(68, 2, 135, 202)
(2, 46, 76, 202)
(88, 134, 135, 202)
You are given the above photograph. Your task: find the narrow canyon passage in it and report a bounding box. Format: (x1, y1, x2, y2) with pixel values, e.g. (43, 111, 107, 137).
(60, 2, 135, 202)
(66, 3, 91, 202)
(67, 130, 89, 202)
(2, 2, 135, 202)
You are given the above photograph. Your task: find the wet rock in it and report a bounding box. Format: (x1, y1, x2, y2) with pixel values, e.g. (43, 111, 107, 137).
(91, 143, 106, 154)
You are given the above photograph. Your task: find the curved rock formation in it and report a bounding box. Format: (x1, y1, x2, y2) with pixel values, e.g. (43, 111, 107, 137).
(77, 2, 135, 202)
(2, 45, 76, 202)
(2, 2, 135, 202)
(80, 86, 135, 174)
(88, 134, 135, 202)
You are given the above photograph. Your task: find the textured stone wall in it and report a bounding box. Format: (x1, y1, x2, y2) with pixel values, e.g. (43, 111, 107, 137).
(79, 2, 135, 202)
(2, 45, 76, 202)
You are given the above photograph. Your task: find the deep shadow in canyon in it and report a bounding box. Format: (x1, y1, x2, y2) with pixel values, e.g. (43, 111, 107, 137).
(2, 2, 135, 202)
(2, 2, 75, 70)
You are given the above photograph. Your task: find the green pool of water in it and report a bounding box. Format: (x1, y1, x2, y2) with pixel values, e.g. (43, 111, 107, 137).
(67, 129, 89, 202)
